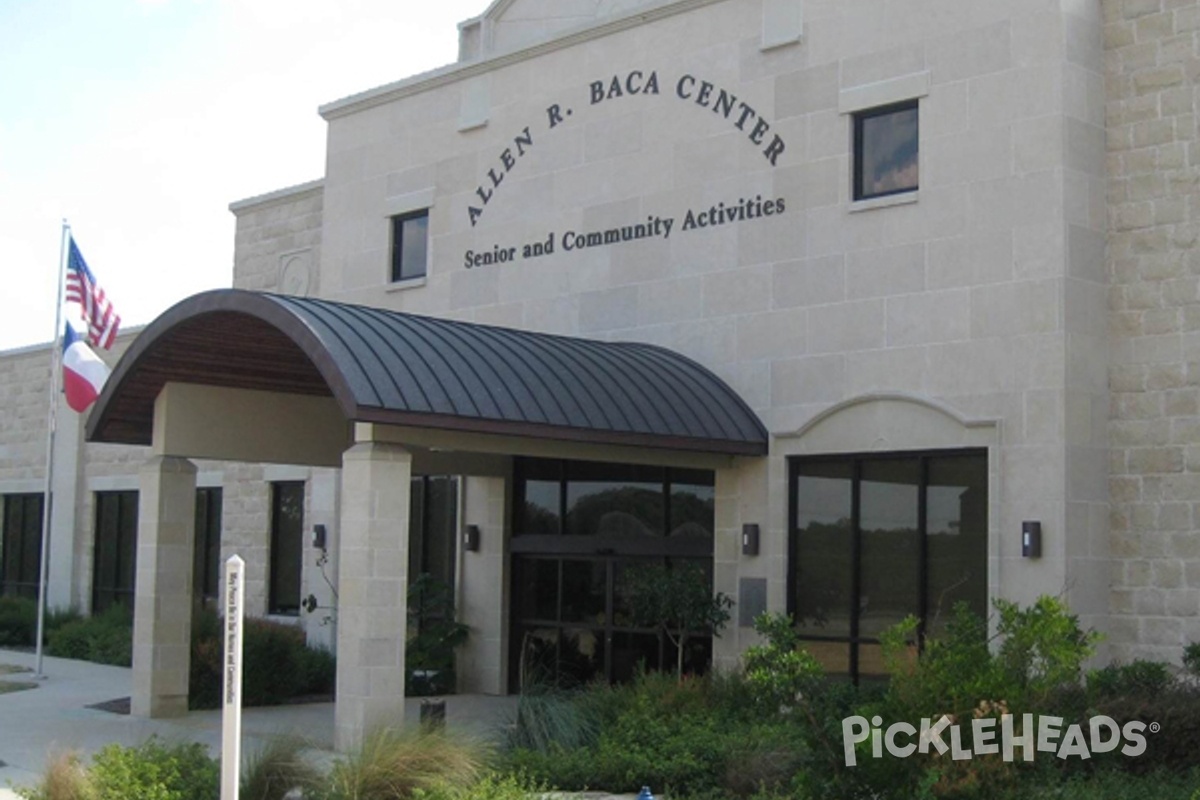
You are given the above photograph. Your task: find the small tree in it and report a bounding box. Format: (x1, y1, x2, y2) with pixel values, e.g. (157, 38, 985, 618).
(619, 561, 734, 681)
(406, 573, 470, 696)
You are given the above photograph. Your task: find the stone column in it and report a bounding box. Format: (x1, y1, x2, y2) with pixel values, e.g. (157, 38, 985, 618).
(131, 455, 197, 718)
(334, 441, 412, 751)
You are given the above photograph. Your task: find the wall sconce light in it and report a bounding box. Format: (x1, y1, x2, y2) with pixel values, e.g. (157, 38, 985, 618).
(311, 524, 327, 550)
(464, 524, 481, 552)
(742, 523, 760, 556)
(1021, 521, 1042, 559)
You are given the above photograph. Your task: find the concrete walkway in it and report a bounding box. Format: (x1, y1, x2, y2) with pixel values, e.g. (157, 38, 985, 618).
(0, 648, 518, 799)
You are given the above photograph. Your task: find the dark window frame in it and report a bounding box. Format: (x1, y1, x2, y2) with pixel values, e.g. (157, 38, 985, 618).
(390, 209, 429, 283)
(852, 99, 919, 202)
(92, 490, 139, 614)
(787, 448, 988, 683)
(1, 494, 44, 600)
(268, 481, 305, 616)
(408, 475, 460, 595)
(194, 487, 223, 604)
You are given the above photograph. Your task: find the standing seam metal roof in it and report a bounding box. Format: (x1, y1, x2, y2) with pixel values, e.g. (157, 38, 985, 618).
(85, 289, 769, 456)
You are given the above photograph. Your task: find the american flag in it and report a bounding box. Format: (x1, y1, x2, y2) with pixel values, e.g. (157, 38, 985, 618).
(65, 237, 121, 350)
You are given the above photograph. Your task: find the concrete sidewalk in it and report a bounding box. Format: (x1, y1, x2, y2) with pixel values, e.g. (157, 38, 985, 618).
(0, 648, 517, 799)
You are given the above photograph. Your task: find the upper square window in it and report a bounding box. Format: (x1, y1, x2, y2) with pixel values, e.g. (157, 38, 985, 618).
(391, 209, 429, 282)
(853, 100, 919, 202)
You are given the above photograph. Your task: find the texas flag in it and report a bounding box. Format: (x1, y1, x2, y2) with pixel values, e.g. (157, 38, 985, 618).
(62, 323, 110, 413)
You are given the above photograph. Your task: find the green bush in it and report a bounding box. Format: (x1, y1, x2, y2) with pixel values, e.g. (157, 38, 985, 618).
(503, 670, 806, 800)
(15, 751, 93, 800)
(879, 597, 1100, 726)
(1091, 683, 1200, 774)
(1087, 660, 1175, 701)
(992, 596, 1101, 703)
(742, 612, 824, 713)
(1020, 767, 1200, 799)
(1183, 642, 1200, 678)
(45, 605, 132, 666)
(0, 596, 38, 647)
(189, 605, 336, 709)
(240, 736, 322, 800)
(299, 643, 337, 695)
(504, 683, 600, 754)
(409, 773, 548, 800)
(88, 738, 218, 800)
(241, 619, 307, 705)
(805, 596, 1107, 800)
(317, 728, 487, 800)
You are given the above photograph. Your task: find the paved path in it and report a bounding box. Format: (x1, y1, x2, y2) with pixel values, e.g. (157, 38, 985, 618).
(0, 648, 517, 799)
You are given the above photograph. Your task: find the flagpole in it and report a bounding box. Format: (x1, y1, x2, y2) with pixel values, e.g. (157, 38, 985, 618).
(34, 221, 70, 679)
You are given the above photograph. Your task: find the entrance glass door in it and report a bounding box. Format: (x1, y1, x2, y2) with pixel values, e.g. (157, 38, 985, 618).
(512, 555, 714, 687)
(509, 458, 716, 690)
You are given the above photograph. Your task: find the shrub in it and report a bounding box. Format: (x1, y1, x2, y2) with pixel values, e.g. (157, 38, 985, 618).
(880, 604, 996, 722)
(1093, 682, 1200, 774)
(1087, 660, 1175, 700)
(299, 644, 337, 695)
(240, 619, 307, 705)
(742, 612, 824, 713)
(504, 683, 599, 754)
(828, 596, 1104, 799)
(408, 773, 547, 800)
(189, 605, 335, 709)
(0, 596, 38, 647)
(992, 596, 1101, 704)
(880, 596, 1100, 726)
(1021, 767, 1200, 799)
(240, 736, 322, 800)
(318, 728, 488, 800)
(16, 751, 94, 800)
(87, 738, 218, 800)
(45, 605, 132, 666)
(503, 670, 806, 800)
(1183, 642, 1200, 678)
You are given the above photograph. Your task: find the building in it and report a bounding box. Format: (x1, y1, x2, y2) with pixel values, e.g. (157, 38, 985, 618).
(1, 0, 1196, 751)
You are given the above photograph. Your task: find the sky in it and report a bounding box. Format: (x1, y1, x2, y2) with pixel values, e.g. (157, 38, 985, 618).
(0, 0, 490, 352)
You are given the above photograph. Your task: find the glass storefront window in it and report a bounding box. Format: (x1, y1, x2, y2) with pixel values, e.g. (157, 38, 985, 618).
(669, 479, 715, 539)
(523, 481, 562, 536)
(1, 494, 43, 600)
(565, 463, 663, 538)
(561, 559, 606, 624)
(793, 461, 853, 640)
(859, 458, 921, 639)
(789, 450, 988, 683)
(926, 455, 988, 635)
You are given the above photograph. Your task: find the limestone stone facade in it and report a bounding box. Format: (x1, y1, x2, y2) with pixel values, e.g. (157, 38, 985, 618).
(5, 0, 1200, 730)
(292, 0, 1117, 672)
(1105, 0, 1200, 662)
(0, 329, 331, 645)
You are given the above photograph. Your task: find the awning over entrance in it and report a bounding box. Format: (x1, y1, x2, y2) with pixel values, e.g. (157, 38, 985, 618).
(86, 289, 768, 456)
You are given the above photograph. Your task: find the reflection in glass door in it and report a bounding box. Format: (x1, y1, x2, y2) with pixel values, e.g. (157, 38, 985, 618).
(512, 555, 712, 687)
(510, 458, 716, 690)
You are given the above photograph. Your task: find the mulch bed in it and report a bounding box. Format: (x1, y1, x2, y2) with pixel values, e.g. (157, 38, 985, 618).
(86, 697, 130, 715)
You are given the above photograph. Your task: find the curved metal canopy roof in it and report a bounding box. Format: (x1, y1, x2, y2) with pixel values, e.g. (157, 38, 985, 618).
(86, 289, 768, 456)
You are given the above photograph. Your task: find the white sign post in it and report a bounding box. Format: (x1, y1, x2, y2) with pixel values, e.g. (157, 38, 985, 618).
(221, 555, 246, 800)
